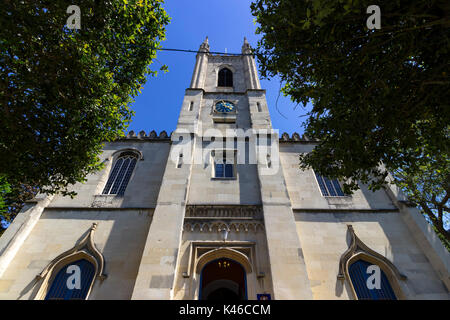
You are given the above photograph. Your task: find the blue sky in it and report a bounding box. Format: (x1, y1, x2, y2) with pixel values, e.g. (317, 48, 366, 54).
(128, 0, 312, 136)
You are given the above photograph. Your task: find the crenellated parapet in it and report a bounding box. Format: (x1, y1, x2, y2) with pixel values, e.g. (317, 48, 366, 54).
(115, 130, 172, 141)
(279, 132, 318, 143)
(115, 130, 318, 143)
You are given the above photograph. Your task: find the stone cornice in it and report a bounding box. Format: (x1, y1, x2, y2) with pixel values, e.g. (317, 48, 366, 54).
(45, 206, 155, 211)
(185, 205, 263, 219)
(293, 208, 399, 213)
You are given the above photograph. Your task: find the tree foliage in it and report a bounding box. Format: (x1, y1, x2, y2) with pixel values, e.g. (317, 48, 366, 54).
(0, 175, 11, 236)
(393, 154, 450, 247)
(0, 0, 169, 233)
(0, 183, 38, 237)
(251, 0, 449, 242)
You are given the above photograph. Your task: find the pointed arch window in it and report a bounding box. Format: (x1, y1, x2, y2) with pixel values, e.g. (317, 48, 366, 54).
(45, 259, 95, 300)
(338, 225, 407, 300)
(35, 223, 107, 300)
(218, 68, 233, 87)
(348, 259, 397, 300)
(102, 151, 138, 195)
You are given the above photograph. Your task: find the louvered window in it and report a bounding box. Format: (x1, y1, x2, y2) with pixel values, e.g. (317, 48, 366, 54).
(314, 172, 345, 196)
(102, 152, 138, 195)
(218, 68, 233, 87)
(349, 260, 397, 300)
(45, 259, 95, 300)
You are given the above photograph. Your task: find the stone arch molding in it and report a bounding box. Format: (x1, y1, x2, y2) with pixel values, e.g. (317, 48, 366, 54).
(34, 223, 107, 299)
(95, 148, 142, 197)
(196, 248, 252, 274)
(110, 148, 144, 161)
(338, 224, 407, 299)
(215, 64, 236, 75)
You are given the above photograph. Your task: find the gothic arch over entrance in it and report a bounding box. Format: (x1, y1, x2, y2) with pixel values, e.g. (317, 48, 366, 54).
(199, 258, 247, 300)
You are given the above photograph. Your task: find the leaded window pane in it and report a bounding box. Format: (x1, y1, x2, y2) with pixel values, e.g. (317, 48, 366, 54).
(332, 179, 344, 196)
(45, 259, 95, 300)
(117, 158, 137, 195)
(215, 163, 224, 177)
(225, 164, 234, 177)
(102, 158, 123, 194)
(315, 172, 345, 197)
(323, 176, 337, 196)
(315, 172, 329, 196)
(349, 260, 397, 300)
(102, 153, 138, 195)
(110, 158, 131, 194)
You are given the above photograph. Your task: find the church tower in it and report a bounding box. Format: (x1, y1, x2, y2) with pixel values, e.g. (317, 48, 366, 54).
(131, 36, 312, 300)
(0, 38, 448, 300)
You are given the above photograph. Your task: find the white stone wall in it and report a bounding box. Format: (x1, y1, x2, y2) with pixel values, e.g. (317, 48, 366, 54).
(279, 143, 397, 210)
(0, 209, 152, 299)
(200, 93, 253, 132)
(203, 56, 247, 93)
(294, 211, 449, 299)
(49, 141, 170, 209)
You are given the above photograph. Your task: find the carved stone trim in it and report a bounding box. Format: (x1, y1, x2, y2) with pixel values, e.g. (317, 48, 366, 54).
(183, 220, 264, 233)
(91, 195, 124, 208)
(110, 148, 144, 161)
(37, 223, 107, 281)
(197, 248, 253, 274)
(185, 205, 262, 219)
(183, 241, 261, 278)
(338, 224, 407, 281)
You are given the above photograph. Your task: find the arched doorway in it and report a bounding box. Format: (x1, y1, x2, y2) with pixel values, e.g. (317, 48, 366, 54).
(200, 258, 247, 300)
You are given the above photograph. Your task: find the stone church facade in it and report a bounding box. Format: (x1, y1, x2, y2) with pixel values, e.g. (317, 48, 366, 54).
(0, 38, 448, 300)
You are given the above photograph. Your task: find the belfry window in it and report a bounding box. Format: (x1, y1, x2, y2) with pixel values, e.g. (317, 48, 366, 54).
(102, 151, 138, 195)
(348, 260, 397, 300)
(45, 259, 96, 300)
(314, 172, 345, 196)
(218, 68, 233, 87)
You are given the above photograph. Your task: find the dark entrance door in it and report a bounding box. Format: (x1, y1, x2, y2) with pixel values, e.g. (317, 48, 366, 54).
(200, 258, 247, 300)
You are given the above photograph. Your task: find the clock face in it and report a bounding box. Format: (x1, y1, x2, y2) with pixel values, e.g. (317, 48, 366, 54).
(215, 101, 235, 113)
